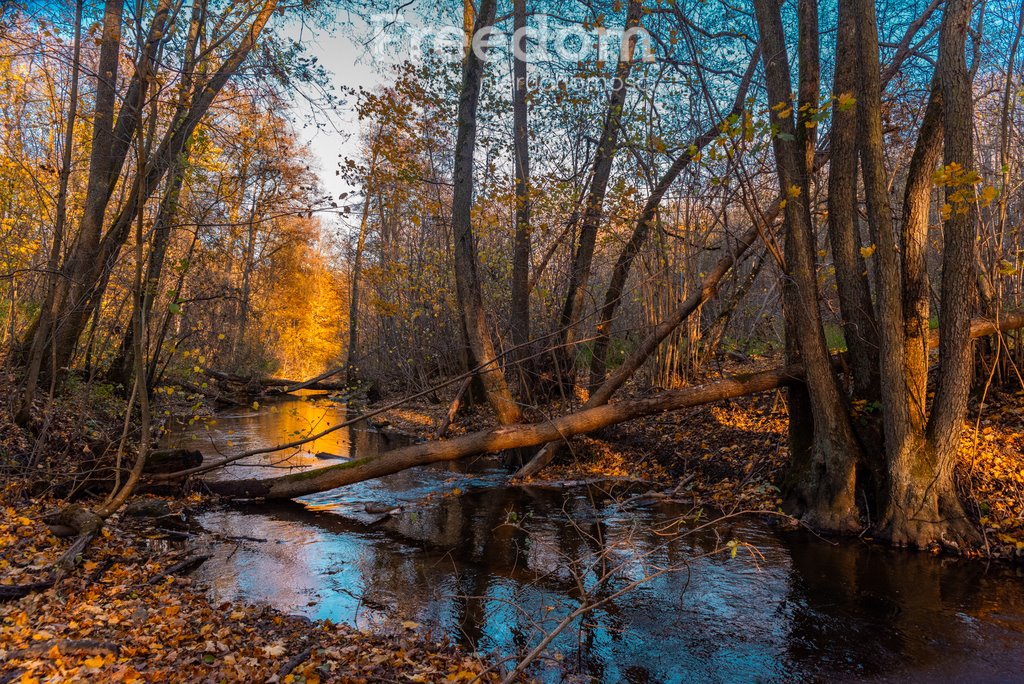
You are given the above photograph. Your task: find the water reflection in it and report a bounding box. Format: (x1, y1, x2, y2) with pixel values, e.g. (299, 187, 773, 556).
(187, 396, 1024, 682)
(165, 393, 395, 481)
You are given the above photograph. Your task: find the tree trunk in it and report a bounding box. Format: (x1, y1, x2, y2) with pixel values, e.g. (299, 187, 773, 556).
(882, 0, 980, 548)
(853, 0, 908, 498)
(825, 0, 879, 401)
(510, 0, 531, 371)
(755, 0, 863, 532)
(899, 72, 943, 477)
(451, 0, 521, 425)
(558, 0, 642, 353)
(20, 0, 124, 393)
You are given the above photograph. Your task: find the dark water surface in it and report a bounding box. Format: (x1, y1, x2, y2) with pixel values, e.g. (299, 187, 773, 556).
(170, 395, 1024, 682)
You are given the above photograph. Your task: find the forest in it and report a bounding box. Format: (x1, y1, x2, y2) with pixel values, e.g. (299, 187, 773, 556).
(1, 0, 1024, 680)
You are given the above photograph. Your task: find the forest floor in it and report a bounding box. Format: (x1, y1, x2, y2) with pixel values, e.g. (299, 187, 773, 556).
(373, 362, 1024, 561)
(0, 378, 503, 684)
(0, 493, 502, 683)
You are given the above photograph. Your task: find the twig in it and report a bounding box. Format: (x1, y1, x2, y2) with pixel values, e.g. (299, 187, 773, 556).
(147, 553, 212, 585)
(272, 645, 315, 682)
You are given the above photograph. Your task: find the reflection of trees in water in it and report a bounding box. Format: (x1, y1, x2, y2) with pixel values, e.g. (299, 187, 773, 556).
(778, 531, 1007, 678)
(200, 483, 1024, 682)
(168, 397, 396, 480)
(200, 511, 328, 613)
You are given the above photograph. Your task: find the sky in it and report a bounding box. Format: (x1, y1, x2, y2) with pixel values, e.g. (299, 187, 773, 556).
(283, 13, 386, 202)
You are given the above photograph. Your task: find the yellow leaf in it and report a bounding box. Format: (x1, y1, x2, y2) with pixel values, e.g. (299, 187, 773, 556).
(84, 655, 105, 668)
(860, 244, 876, 258)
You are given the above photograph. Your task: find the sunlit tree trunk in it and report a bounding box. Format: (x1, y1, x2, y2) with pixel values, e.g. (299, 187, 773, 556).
(881, 0, 981, 547)
(853, 0, 906, 495)
(825, 0, 879, 402)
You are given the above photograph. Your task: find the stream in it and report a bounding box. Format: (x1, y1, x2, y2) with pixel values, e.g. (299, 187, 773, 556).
(168, 395, 1024, 682)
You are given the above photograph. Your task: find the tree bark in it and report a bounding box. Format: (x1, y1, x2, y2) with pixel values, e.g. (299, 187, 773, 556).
(558, 0, 643, 353)
(451, 0, 521, 425)
(853, 0, 907, 496)
(825, 0, 879, 401)
(900, 73, 943, 468)
(881, 0, 980, 548)
(755, 0, 863, 532)
(510, 0, 531, 369)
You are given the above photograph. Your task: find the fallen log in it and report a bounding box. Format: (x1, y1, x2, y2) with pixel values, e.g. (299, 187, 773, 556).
(144, 448, 202, 474)
(0, 579, 55, 602)
(516, 311, 1024, 479)
(203, 312, 1024, 501)
(204, 369, 350, 393)
(205, 366, 801, 499)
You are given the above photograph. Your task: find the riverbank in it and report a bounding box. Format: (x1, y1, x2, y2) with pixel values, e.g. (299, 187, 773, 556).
(0, 379, 505, 683)
(0, 490, 503, 682)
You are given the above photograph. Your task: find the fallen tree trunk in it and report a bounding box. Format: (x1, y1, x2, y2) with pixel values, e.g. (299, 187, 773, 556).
(204, 312, 1024, 501)
(207, 366, 801, 499)
(204, 368, 350, 393)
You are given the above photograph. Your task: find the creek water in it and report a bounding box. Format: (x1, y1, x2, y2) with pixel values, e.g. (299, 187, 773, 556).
(170, 395, 1024, 682)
